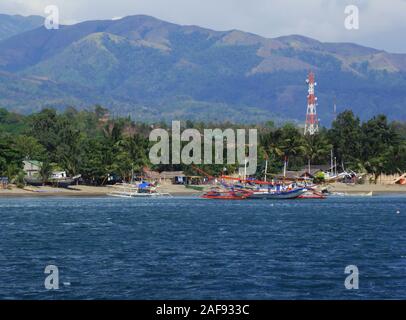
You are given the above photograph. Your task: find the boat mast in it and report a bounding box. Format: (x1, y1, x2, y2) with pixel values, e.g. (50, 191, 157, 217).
(334, 157, 337, 176)
(283, 156, 287, 178)
(264, 160, 268, 182)
(244, 159, 247, 181)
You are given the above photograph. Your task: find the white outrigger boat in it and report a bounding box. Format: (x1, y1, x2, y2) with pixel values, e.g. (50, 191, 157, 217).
(249, 187, 307, 200)
(330, 191, 373, 197)
(107, 183, 171, 198)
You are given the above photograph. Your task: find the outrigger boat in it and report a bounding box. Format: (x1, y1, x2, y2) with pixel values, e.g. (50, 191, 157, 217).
(329, 191, 373, 197)
(107, 182, 171, 198)
(195, 165, 324, 201)
(24, 174, 81, 188)
(219, 176, 308, 200)
(202, 188, 252, 200)
(298, 188, 327, 199)
(249, 187, 307, 200)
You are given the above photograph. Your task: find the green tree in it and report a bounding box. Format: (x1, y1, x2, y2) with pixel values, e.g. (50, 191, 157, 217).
(0, 133, 22, 175)
(54, 116, 83, 176)
(361, 115, 400, 181)
(29, 108, 59, 160)
(279, 124, 306, 170)
(13, 135, 46, 161)
(329, 110, 362, 168)
(303, 131, 332, 167)
(39, 161, 53, 185)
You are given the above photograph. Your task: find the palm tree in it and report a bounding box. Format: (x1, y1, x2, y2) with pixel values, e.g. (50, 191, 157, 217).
(261, 130, 284, 156)
(280, 127, 306, 169)
(39, 161, 53, 185)
(303, 133, 332, 169)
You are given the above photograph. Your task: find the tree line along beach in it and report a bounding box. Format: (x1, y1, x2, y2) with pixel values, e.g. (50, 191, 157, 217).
(0, 106, 405, 197)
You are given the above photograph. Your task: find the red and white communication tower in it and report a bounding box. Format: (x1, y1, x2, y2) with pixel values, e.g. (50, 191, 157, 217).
(304, 71, 319, 135)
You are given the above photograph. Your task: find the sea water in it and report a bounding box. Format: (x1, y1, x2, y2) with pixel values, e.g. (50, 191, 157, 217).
(0, 196, 405, 299)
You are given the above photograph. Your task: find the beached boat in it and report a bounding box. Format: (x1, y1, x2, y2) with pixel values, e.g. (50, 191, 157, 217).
(202, 189, 252, 200)
(330, 191, 373, 197)
(248, 187, 307, 200)
(24, 174, 81, 188)
(108, 191, 170, 198)
(23, 176, 43, 187)
(107, 182, 171, 198)
(298, 188, 327, 199)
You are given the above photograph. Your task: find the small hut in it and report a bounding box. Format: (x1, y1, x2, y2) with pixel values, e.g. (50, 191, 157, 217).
(23, 160, 42, 177)
(159, 171, 186, 184)
(0, 177, 9, 189)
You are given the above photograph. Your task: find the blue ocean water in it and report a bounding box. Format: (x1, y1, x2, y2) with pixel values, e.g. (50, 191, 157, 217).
(0, 196, 405, 300)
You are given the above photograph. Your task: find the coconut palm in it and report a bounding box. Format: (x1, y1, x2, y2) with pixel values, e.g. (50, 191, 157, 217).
(39, 161, 53, 185)
(303, 133, 332, 168)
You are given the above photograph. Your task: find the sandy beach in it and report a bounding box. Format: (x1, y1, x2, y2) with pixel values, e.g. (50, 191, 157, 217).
(0, 184, 201, 197)
(323, 183, 406, 194)
(0, 185, 109, 197)
(0, 182, 405, 197)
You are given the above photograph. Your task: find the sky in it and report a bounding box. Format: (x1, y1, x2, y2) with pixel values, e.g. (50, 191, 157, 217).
(1, 0, 405, 53)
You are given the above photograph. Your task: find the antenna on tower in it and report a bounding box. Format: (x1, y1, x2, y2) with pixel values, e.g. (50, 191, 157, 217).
(304, 71, 319, 135)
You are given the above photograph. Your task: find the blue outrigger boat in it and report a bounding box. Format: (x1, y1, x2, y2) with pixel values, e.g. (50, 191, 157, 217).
(248, 187, 307, 200)
(220, 176, 308, 200)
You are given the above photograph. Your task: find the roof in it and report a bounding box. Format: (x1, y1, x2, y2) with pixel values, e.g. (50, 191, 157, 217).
(142, 168, 187, 179)
(23, 160, 42, 167)
(298, 170, 316, 178)
(275, 169, 317, 180)
(275, 171, 301, 180)
(142, 168, 160, 179)
(300, 164, 333, 173)
(160, 171, 185, 178)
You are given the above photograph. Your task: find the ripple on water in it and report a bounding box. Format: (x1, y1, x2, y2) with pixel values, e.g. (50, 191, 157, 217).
(0, 196, 406, 299)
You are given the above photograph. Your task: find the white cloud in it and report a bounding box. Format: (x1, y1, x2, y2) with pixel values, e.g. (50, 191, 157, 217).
(0, 0, 405, 52)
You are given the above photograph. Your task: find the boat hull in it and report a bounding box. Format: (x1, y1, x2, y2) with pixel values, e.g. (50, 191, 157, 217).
(202, 190, 252, 200)
(249, 188, 307, 200)
(107, 192, 171, 198)
(24, 177, 43, 187)
(202, 195, 247, 200)
(298, 190, 327, 199)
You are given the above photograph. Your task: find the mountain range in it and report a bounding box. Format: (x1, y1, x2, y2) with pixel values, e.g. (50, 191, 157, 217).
(0, 14, 43, 41)
(0, 14, 405, 124)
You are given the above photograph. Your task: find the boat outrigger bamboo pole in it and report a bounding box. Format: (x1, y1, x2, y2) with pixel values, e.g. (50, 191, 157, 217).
(334, 157, 337, 177)
(331, 149, 334, 177)
(283, 156, 287, 179)
(264, 160, 268, 182)
(244, 159, 247, 181)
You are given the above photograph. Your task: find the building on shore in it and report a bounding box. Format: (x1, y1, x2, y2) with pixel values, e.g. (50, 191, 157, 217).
(23, 160, 42, 177)
(142, 168, 203, 185)
(276, 164, 334, 181)
(0, 177, 9, 189)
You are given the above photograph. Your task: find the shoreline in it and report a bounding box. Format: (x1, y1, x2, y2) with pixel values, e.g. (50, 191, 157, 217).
(0, 184, 202, 198)
(324, 183, 406, 195)
(0, 183, 405, 198)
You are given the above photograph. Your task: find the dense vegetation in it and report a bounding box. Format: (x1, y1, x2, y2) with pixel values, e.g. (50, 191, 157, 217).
(0, 106, 405, 185)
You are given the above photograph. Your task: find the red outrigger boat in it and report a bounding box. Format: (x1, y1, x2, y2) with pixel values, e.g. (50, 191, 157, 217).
(202, 189, 253, 200)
